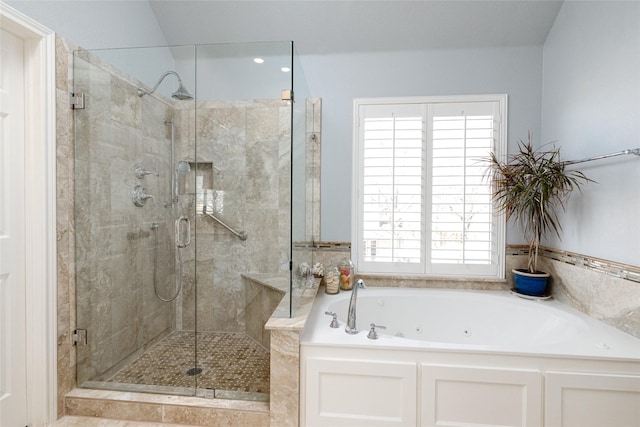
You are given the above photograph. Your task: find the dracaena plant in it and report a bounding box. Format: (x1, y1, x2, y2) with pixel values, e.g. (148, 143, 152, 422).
(486, 134, 593, 273)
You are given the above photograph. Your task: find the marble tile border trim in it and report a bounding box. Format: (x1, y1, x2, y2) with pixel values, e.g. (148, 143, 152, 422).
(308, 242, 639, 284)
(508, 245, 640, 284)
(293, 241, 351, 252)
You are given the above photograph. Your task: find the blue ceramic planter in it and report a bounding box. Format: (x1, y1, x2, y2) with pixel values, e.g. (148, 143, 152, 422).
(512, 269, 550, 296)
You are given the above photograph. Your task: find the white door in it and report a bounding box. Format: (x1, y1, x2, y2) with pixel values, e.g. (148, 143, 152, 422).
(0, 27, 29, 427)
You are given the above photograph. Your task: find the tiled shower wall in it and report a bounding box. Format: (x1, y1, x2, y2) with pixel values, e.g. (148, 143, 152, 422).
(174, 99, 292, 332)
(72, 50, 178, 385)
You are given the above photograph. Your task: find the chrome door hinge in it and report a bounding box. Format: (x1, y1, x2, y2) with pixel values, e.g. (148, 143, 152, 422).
(73, 328, 88, 346)
(70, 92, 85, 109)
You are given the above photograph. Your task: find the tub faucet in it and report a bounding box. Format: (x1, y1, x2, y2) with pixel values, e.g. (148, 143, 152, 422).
(345, 279, 366, 334)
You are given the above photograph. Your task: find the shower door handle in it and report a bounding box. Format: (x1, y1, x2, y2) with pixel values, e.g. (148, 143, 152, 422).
(175, 216, 191, 248)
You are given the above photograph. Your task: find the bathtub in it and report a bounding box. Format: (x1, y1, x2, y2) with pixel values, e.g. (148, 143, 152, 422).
(300, 287, 640, 427)
(302, 287, 640, 357)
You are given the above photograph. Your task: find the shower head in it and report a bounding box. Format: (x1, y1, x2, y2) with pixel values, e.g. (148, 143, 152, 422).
(176, 160, 191, 174)
(137, 71, 194, 101)
(171, 82, 194, 101)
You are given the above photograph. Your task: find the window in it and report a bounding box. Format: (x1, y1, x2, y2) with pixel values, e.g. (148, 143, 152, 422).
(352, 95, 507, 278)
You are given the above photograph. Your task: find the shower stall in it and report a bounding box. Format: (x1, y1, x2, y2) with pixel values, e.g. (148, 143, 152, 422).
(72, 42, 316, 401)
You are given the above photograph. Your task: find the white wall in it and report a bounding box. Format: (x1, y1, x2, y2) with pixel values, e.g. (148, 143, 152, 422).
(541, 1, 640, 267)
(303, 46, 544, 241)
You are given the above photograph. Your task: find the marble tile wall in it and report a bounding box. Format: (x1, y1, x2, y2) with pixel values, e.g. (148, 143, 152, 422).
(173, 99, 293, 332)
(305, 98, 322, 242)
(244, 276, 286, 350)
(268, 329, 302, 427)
(538, 254, 640, 339)
(503, 247, 640, 339)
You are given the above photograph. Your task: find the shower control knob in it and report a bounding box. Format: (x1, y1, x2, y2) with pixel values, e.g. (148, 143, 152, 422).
(132, 185, 154, 207)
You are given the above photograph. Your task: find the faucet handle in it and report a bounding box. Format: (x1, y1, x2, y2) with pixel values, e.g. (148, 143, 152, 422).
(324, 311, 339, 328)
(132, 185, 154, 207)
(367, 323, 387, 340)
(134, 163, 159, 179)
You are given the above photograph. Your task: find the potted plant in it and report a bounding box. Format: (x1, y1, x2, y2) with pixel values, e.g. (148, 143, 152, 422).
(486, 134, 593, 296)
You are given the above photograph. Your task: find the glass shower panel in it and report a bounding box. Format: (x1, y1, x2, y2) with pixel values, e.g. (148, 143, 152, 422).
(291, 43, 316, 314)
(191, 42, 293, 399)
(73, 45, 198, 395)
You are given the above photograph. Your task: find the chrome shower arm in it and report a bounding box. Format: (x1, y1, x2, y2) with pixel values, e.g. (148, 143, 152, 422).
(138, 71, 185, 97)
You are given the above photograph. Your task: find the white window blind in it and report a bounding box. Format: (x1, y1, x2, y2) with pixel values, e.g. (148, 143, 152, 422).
(353, 96, 506, 278)
(362, 104, 423, 270)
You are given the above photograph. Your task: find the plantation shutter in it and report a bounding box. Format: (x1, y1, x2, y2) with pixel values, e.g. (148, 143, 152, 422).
(353, 96, 506, 278)
(357, 104, 425, 274)
(428, 102, 501, 277)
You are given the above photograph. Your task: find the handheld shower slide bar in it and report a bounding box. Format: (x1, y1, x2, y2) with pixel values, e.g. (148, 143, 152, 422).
(203, 206, 248, 241)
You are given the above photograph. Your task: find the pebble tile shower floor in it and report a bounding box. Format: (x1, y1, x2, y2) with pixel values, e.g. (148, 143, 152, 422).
(107, 331, 270, 396)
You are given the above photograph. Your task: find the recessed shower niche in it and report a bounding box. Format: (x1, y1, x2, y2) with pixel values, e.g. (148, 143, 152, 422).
(72, 42, 317, 401)
(175, 161, 227, 218)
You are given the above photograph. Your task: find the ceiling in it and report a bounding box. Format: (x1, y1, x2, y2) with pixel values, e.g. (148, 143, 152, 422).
(149, 1, 565, 55)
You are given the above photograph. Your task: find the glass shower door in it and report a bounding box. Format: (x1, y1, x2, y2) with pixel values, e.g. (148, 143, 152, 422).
(73, 45, 198, 395)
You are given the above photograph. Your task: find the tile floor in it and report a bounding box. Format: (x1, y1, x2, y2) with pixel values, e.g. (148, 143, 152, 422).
(103, 331, 270, 396)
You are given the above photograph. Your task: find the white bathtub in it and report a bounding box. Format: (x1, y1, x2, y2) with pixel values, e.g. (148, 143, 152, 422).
(300, 287, 640, 427)
(302, 287, 639, 358)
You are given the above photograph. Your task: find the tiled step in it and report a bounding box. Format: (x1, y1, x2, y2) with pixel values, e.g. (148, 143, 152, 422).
(50, 415, 195, 427)
(64, 388, 269, 427)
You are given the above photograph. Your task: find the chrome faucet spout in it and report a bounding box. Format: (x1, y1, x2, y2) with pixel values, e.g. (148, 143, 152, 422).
(345, 279, 366, 334)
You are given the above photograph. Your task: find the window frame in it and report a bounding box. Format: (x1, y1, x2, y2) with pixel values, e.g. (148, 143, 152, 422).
(351, 94, 508, 279)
